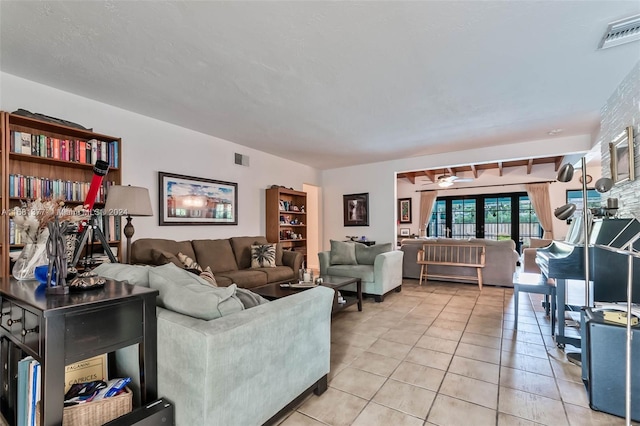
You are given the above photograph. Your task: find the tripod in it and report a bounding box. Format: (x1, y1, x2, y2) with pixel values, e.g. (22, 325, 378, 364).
(71, 214, 117, 268)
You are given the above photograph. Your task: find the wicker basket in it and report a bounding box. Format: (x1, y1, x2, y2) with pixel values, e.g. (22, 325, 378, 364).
(37, 387, 132, 426)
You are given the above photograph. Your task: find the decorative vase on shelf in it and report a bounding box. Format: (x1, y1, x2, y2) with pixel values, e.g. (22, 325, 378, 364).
(12, 230, 50, 281)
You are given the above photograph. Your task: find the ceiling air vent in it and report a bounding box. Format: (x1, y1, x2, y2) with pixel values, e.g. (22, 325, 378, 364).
(598, 14, 640, 49)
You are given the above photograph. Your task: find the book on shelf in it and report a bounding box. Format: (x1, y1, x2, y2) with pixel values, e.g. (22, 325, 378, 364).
(65, 354, 108, 393)
(9, 131, 119, 168)
(17, 356, 39, 426)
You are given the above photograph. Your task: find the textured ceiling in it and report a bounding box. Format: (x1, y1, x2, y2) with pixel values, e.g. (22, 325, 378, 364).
(1, 1, 639, 170)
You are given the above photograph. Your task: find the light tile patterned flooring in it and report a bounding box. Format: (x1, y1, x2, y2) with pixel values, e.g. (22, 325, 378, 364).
(276, 279, 624, 426)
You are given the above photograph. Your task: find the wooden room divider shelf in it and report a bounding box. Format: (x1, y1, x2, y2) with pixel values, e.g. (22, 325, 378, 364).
(0, 111, 123, 278)
(266, 187, 307, 260)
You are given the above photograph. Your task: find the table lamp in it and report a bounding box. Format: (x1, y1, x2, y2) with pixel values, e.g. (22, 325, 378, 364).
(104, 185, 153, 264)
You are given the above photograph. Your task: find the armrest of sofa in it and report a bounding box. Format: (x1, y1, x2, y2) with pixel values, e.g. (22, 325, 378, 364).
(374, 250, 404, 291)
(282, 249, 303, 272)
(136, 286, 333, 425)
(318, 251, 330, 276)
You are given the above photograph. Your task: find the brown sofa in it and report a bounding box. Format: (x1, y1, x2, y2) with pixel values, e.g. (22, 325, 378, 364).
(130, 236, 303, 288)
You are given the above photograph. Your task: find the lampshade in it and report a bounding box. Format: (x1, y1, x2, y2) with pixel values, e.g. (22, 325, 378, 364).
(438, 180, 454, 188)
(105, 185, 153, 216)
(554, 203, 576, 220)
(594, 177, 614, 193)
(556, 163, 575, 182)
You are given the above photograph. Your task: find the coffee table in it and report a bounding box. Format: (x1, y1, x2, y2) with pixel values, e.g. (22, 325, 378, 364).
(252, 275, 362, 314)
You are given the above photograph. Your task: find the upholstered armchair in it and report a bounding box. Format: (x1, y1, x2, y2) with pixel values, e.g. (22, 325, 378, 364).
(318, 241, 404, 302)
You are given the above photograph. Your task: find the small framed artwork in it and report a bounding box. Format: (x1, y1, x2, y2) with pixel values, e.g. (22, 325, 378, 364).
(400, 228, 411, 236)
(398, 198, 412, 223)
(610, 126, 635, 184)
(158, 172, 238, 225)
(343, 193, 369, 226)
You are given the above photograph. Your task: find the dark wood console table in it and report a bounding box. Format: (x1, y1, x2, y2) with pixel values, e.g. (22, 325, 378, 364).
(0, 279, 158, 426)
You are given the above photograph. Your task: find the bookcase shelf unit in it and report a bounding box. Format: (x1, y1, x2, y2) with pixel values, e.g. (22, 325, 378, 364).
(266, 187, 307, 261)
(0, 111, 123, 278)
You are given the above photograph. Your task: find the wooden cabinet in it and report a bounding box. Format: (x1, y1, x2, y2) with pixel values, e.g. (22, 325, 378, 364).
(266, 188, 307, 260)
(0, 111, 122, 277)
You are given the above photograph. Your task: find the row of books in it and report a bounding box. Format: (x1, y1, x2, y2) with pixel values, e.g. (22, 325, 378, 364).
(9, 131, 119, 168)
(8, 174, 115, 202)
(17, 357, 40, 426)
(9, 213, 122, 245)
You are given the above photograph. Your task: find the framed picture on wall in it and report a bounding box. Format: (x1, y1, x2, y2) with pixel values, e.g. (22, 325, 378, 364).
(399, 228, 411, 236)
(158, 172, 238, 225)
(343, 193, 369, 226)
(610, 126, 635, 184)
(398, 198, 412, 223)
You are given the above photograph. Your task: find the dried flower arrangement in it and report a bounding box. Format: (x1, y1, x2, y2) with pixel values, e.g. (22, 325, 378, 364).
(11, 198, 87, 244)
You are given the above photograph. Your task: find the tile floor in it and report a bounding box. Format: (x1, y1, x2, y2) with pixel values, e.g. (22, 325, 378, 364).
(275, 279, 625, 426)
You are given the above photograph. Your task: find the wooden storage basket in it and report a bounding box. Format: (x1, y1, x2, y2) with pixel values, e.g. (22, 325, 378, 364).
(37, 387, 132, 426)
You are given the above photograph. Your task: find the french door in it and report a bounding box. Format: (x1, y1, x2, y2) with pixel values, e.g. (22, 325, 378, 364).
(428, 192, 542, 248)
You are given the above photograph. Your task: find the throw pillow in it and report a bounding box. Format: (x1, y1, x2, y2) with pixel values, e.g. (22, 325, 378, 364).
(329, 240, 357, 265)
(178, 252, 202, 272)
(235, 287, 269, 308)
(355, 242, 393, 265)
(93, 263, 152, 287)
(148, 263, 244, 320)
(150, 248, 182, 268)
(250, 244, 277, 268)
(199, 266, 218, 287)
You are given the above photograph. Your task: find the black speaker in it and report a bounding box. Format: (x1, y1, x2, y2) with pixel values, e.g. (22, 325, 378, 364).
(104, 398, 174, 426)
(585, 309, 640, 421)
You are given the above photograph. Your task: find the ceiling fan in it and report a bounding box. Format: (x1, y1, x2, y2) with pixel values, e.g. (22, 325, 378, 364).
(423, 173, 475, 187)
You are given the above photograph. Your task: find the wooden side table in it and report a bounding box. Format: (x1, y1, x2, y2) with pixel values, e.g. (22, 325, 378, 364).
(0, 279, 158, 426)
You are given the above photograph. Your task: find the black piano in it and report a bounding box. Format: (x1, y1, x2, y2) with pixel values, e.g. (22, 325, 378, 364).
(536, 218, 640, 347)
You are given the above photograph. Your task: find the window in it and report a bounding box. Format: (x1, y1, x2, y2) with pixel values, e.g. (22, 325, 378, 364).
(484, 197, 512, 240)
(519, 195, 542, 246)
(428, 200, 447, 237)
(451, 199, 476, 238)
(566, 189, 602, 217)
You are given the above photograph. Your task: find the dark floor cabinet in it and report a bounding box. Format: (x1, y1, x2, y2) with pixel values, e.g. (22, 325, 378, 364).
(582, 308, 640, 421)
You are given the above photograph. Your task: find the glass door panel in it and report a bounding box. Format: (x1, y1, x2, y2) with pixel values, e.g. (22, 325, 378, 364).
(484, 197, 512, 240)
(451, 199, 476, 238)
(428, 200, 447, 237)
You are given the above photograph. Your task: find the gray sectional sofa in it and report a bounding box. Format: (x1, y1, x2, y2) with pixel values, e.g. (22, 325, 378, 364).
(400, 237, 519, 287)
(97, 263, 333, 425)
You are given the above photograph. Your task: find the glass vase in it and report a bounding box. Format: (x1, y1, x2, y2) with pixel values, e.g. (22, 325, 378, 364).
(12, 239, 50, 281)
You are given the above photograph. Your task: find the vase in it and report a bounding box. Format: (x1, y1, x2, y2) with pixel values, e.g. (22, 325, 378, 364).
(12, 232, 50, 281)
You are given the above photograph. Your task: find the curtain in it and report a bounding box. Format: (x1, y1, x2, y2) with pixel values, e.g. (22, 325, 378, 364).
(419, 191, 438, 236)
(525, 182, 554, 239)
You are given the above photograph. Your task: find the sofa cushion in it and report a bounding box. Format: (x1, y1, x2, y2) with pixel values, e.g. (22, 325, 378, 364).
(252, 266, 295, 283)
(275, 242, 284, 266)
(330, 240, 357, 265)
(150, 248, 183, 268)
(149, 263, 244, 320)
(250, 244, 277, 268)
(215, 270, 268, 289)
(93, 263, 152, 287)
(355, 242, 392, 265)
(192, 239, 238, 273)
(230, 236, 269, 269)
(326, 264, 375, 283)
(131, 238, 196, 265)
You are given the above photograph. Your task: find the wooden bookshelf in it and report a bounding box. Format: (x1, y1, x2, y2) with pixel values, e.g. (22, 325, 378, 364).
(0, 111, 122, 278)
(266, 187, 307, 261)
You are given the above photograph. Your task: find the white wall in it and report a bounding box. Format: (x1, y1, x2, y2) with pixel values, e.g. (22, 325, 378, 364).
(1, 73, 320, 252)
(321, 135, 593, 250)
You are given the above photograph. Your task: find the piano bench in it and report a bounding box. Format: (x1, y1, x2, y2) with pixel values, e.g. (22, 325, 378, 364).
(513, 272, 556, 334)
